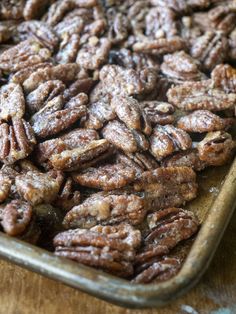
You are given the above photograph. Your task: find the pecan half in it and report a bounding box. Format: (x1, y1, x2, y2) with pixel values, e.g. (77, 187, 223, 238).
(63, 192, 146, 228)
(197, 131, 235, 166)
(56, 33, 80, 64)
(211, 64, 236, 93)
(54, 223, 141, 277)
(73, 162, 136, 190)
(167, 80, 236, 111)
(0, 0, 25, 20)
(0, 118, 36, 164)
(140, 101, 175, 126)
(135, 208, 199, 265)
(150, 125, 192, 161)
(177, 110, 234, 133)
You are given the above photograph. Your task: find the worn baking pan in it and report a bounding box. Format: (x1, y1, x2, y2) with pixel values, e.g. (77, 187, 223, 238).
(0, 156, 235, 309)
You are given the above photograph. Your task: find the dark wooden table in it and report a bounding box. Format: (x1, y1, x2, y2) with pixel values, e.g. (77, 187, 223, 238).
(0, 209, 235, 314)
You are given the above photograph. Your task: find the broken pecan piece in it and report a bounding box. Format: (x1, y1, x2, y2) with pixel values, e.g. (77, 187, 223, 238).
(177, 110, 234, 133)
(135, 208, 199, 265)
(63, 192, 146, 229)
(73, 163, 136, 191)
(197, 131, 235, 166)
(0, 118, 36, 164)
(167, 80, 236, 111)
(54, 223, 141, 277)
(150, 125, 192, 161)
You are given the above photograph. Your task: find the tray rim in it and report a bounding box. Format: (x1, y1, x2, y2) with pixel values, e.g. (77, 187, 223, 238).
(0, 158, 235, 309)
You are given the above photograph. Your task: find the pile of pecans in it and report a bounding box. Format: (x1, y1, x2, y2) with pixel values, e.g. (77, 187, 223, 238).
(0, 0, 235, 284)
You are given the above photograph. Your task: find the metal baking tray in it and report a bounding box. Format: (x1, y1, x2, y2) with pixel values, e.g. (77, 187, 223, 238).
(0, 157, 235, 309)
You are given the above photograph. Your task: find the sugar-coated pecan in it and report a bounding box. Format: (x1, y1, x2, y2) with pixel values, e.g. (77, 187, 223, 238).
(63, 78, 95, 101)
(177, 110, 234, 133)
(49, 139, 112, 171)
(0, 21, 18, 44)
(0, 39, 51, 73)
(36, 128, 99, 166)
(132, 37, 185, 56)
(54, 177, 81, 212)
(31, 95, 87, 139)
(135, 208, 199, 265)
(26, 80, 65, 114)
(0, 118, 36, 164)
(54, 223, 141, 277)
(23, 63, 80, 93)
(1, 200, 32, 237)
(0, 0, 25, 20)
(211, 64, 236, 93)
(56, 33, 80, 64)
(73, 162, 136, 190)
(191, 31, 228, 70)
(161, 150, 206, 172)
(167, 80, 236, 111)
(63, 192, 146, 228)
(139, 101, 175, 126)
(0, 83, 25, 121)
(102, 120, 137, 153)
(84, 98, 116, 130)
(151, 0, 210, 14)
(131, 129, 149, 151)
(15, 170, 63, 205)
(0, 172, 12, 203)
(53, 15, 84, 38)
(150, 125, 192, 161)
(23, 0, 52, 20)
(197, 131, 235, 166)
(76, 37, 111, 70)
(161, 51, 204, 82)
(132, 256, 181, 284)
(107, 12, 129, 44)
(17, 21, 59, 51)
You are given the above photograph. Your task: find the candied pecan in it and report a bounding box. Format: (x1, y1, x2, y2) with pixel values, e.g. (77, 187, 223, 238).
(177, 110, 234, 133)
(0, 172, 12, 203)
(15, 170, 63, 205)
(1, 200, 32, 237)
(26, 80, 65, 114)
(132, 256, 181, 284)
(150, 125, 192, 161)
(0, 21, 18, 44)
(23, 0, 53, 20)
(0, 0, 25, 20)
(102, 120, 137, 153)
(56, 33, 80, 64)
(36, 128, 99, 166)
(197, 131, 235, 166)
(30, 95, 87, 139)
(84, 98, 116, 130)
(63, 192, 146, 228)
(134, 167, 198, 210)
(151, 0, 210, 14)
(117, 152, 159, 177)
(161, 150, 206, 172)
(0, 83, 25, 121)
(73, 163, 136, 191)
(53, 15, 84, 38)
(64, 92, 88, 109)
(107, 12, 129, 44)
(0, 118, 36, 164)
(0, 39, 51, 74)
(132, 37, 185, 56)
(180, 16, 202, 45)
(63, 78, 95, 101)
(167, 80, 236, 112)
(191, 31, 228, 71)
(161, 51, 204, 82)
(54, 223, 141, 277)
(17, 21, 59, 51)
(76, 37, 111, 70)
(229, 27, 236, 60)
(23, 63, 80, 93)
(54, 177, 81, 212)
(211, 64, 236, 93)
(108, 48, 159, 71)
(140, 101, 175, 126)
(49, 139, 111, 171)
(132, 129, 149, 151)
(135, 208, 199, 265)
